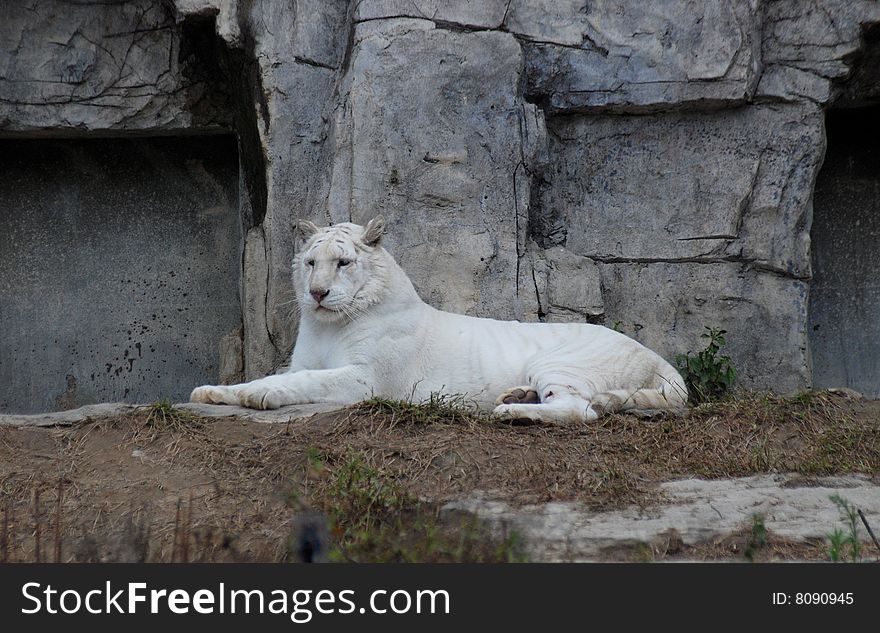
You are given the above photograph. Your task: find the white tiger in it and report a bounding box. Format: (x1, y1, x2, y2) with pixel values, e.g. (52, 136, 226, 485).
(190, 217, 688, 423)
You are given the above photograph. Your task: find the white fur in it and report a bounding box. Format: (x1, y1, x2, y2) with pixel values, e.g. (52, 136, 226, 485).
(190, 218, 688, 423)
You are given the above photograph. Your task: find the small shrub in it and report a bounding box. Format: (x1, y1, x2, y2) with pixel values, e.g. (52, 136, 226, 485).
(675, 327, 736, 405)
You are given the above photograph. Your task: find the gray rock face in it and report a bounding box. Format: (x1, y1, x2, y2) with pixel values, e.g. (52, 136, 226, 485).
(516, 0, 762, 113)
(535, 104, 824, 390)
(755, 64, 833, 104)
(325, 18, 542, 319)
(758, 0, 880, 106)
(0, 0, 229, 133)
(532, 246, 604, 324)
(3, 0, 880, 410)
(598, 262, 810, 391)
(762, 0, 880, 83)
(354, 0, 510, 28)
(541, 104, 824, 274)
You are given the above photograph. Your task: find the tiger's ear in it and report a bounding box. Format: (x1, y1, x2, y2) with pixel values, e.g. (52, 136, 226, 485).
(295, 219, 320, 244)
(362, 216, 385, 247)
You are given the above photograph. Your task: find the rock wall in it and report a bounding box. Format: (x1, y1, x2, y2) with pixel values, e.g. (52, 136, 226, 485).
(2, 0, 880, 409)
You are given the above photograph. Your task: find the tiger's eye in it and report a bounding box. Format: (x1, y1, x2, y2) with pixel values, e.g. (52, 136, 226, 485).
(306, 260, 315, 267)
(338, 259, 352, 267)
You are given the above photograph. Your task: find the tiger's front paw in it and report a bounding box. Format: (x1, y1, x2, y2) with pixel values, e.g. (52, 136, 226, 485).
(239, 385, 291, 410)
(190, 385, 237, 405)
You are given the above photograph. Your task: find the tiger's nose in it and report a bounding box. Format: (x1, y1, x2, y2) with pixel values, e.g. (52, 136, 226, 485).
(310, 289, 330, 304)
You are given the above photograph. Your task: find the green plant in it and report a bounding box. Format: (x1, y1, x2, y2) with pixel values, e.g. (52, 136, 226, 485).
(305, 446, 326, 471)
(744, 513, 766, 562)
(828, 528, 848, 562)
(827, 494, 862, 562)
(675, 327, 736, 404)
(633, 541, 655, 562)
(493, 531, 526, 563)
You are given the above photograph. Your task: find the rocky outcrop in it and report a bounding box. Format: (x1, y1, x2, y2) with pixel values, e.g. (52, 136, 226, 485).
(444, 474, 880, 561)
(517, 0, 763, 113)
(0, 1, 230, 133)
(325, 18, 544, 319)
(535, 103, 824, 390)
(3, 0, 880, 408)
(758, 0, 880, 105)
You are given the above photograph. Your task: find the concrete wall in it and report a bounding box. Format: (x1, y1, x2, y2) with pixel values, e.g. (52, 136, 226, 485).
(810, 109, 880, 396)
(3, 0, 880, 411)
(0, 136, 241, 413)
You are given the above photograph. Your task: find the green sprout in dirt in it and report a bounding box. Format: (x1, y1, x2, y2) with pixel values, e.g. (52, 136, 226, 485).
(744, 513, 767, 562)
(675, 326, 736, 405)
(827, 494, 862, 562)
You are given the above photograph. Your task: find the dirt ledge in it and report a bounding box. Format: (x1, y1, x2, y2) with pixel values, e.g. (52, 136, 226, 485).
(0, 391, 877, 562)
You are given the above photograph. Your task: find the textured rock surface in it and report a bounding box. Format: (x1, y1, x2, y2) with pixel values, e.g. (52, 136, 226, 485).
(758, 0, 880, 106)
(354, 0, 510, 28)
(537, 104, 824, 389)
(532, 246, 605, 323)
(598, 262, 809, 391)
(762, 1, 880, 85)
(443, 474, 880, 561)
(3, 0, 880, 409)
(516, 0, 762, 112)
(0, 402, 336, 427)
(234, 0, 349, 371)
(541, 104, 825, 274)
(0, 0, 230, 133)
(325, 18, 543, 318)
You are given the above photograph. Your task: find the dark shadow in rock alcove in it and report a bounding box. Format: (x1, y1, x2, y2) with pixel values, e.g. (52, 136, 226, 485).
(0, 135, 242, 413)
(809, 107, 880, 396)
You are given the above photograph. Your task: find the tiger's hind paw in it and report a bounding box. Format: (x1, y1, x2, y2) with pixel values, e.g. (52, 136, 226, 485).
(494, 386, 540, 406)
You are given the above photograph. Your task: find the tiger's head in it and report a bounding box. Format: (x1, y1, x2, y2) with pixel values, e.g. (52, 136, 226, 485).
(292, 217, 390, 323)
